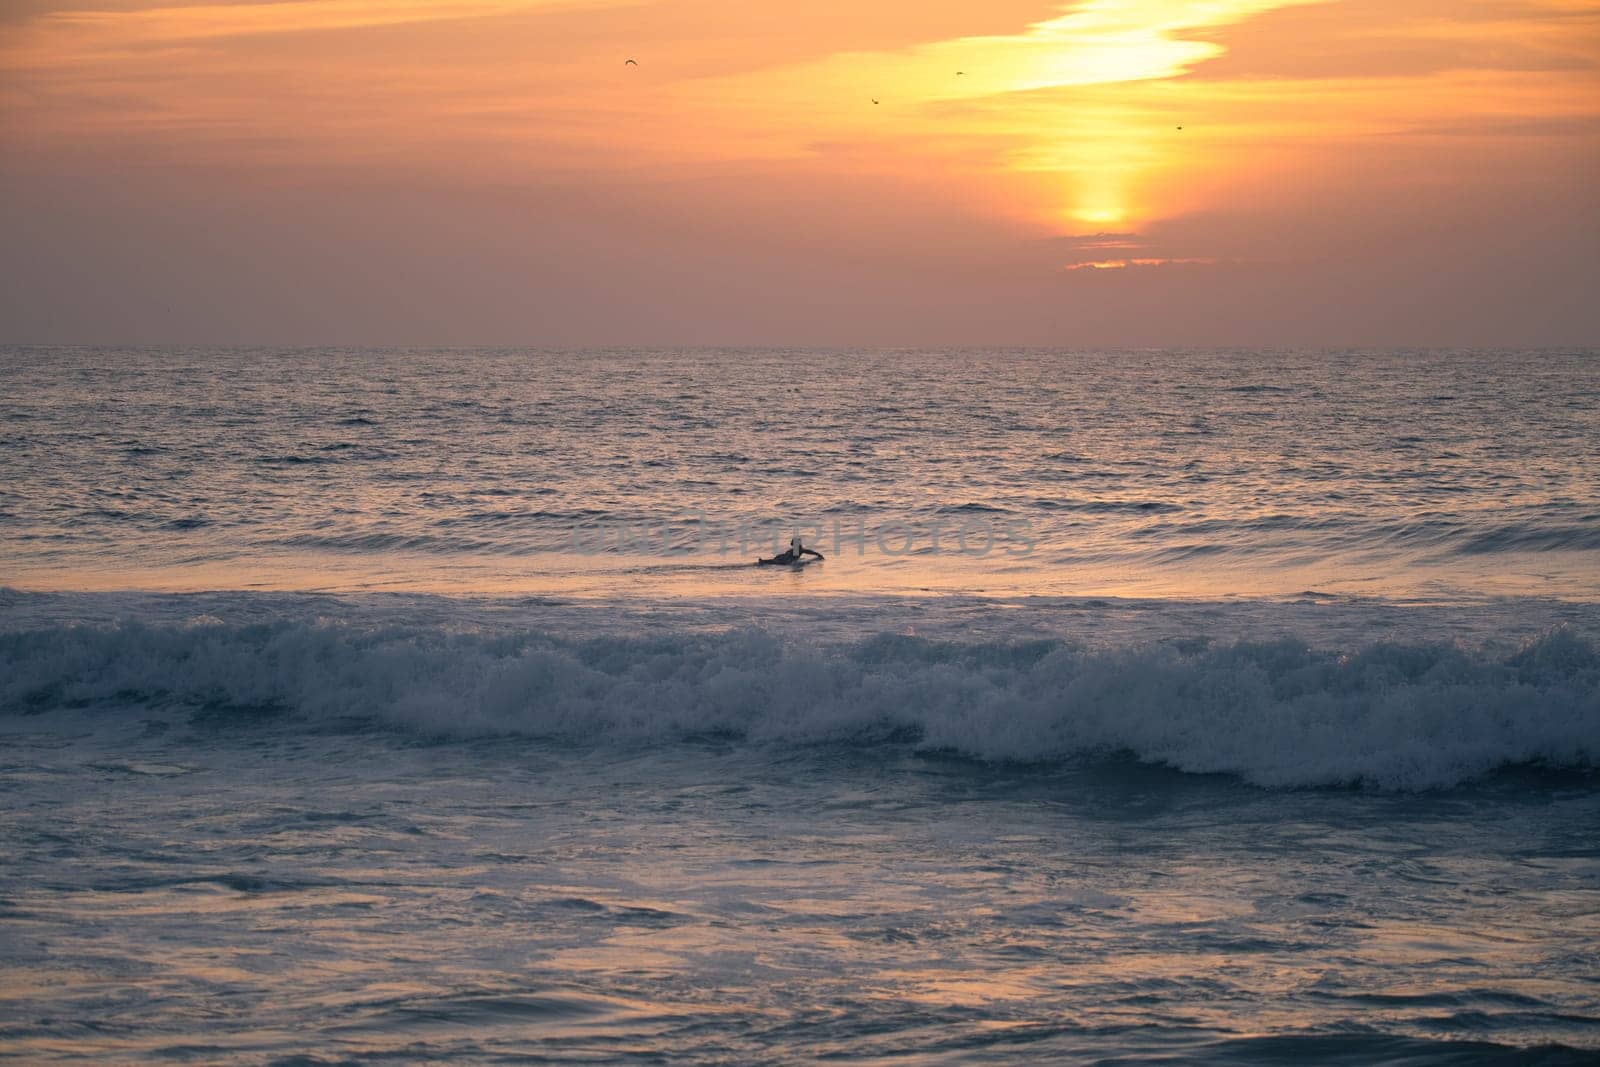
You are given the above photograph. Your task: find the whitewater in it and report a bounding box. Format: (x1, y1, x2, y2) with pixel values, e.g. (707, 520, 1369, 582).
(2, 346, 1598, 1062)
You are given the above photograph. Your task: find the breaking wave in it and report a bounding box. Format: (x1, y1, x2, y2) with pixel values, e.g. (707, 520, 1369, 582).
(3, 621, 1597, 791)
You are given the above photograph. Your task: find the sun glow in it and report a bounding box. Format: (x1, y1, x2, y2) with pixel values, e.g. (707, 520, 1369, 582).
(2, 0, 1597, 320)
(1071, 206, 1131, 228)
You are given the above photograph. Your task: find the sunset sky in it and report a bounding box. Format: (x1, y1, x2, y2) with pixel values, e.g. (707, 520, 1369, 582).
(2, 0, 1596, 345)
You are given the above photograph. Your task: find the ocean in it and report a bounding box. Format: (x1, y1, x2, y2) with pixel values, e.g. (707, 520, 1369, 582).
(2, 346, 1597, 1063)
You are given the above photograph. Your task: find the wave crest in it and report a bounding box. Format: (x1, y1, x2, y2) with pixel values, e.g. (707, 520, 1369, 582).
(3, 622, 1596, 790)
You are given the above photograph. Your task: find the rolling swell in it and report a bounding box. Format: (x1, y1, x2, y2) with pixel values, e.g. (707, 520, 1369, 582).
(3, 620, 1596, 790)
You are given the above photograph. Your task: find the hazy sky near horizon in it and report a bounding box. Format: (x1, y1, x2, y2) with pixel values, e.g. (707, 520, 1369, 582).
(2, 0, 1597, 346)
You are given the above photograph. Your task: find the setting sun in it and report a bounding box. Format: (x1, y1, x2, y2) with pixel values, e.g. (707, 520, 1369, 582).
(1, 0, 1596, 342)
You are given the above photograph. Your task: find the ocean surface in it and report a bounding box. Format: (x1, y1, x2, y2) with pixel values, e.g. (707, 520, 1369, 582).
(2, 346, 1598, 1063)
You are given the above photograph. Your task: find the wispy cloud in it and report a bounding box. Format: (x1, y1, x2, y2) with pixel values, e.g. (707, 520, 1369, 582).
(1061, 256, 1221, 269)
(2, 0, 1596, 280)
(39, 0, 623, 42)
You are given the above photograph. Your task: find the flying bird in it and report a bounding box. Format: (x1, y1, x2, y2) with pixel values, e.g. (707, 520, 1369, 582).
(871, 98, 879, 104)
(1176, 125, 1183, 130)
(624, 58, 638, 66)
(956, 71, 965, 76)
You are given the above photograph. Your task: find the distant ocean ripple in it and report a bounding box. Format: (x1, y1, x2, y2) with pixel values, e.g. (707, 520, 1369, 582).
(2, 346, 1596, 597)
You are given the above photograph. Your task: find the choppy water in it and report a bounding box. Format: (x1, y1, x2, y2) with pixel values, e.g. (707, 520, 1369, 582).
(2, 347, 1599, 1063)
(4, 703, 1598, 1064)
(3, 346, 1597, 597)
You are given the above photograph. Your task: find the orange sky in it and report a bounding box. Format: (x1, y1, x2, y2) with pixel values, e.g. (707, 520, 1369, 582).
(2, 0, 1597, 344)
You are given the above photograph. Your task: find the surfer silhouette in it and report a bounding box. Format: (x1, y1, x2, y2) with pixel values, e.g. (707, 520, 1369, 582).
(759, 535, 824, 566)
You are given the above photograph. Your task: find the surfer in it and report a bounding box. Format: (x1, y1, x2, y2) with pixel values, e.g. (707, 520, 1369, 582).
(759, 536, 824, 566)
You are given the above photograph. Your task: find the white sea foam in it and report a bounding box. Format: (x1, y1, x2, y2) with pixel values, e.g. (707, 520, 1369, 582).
(4, 614, 1595, 790)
